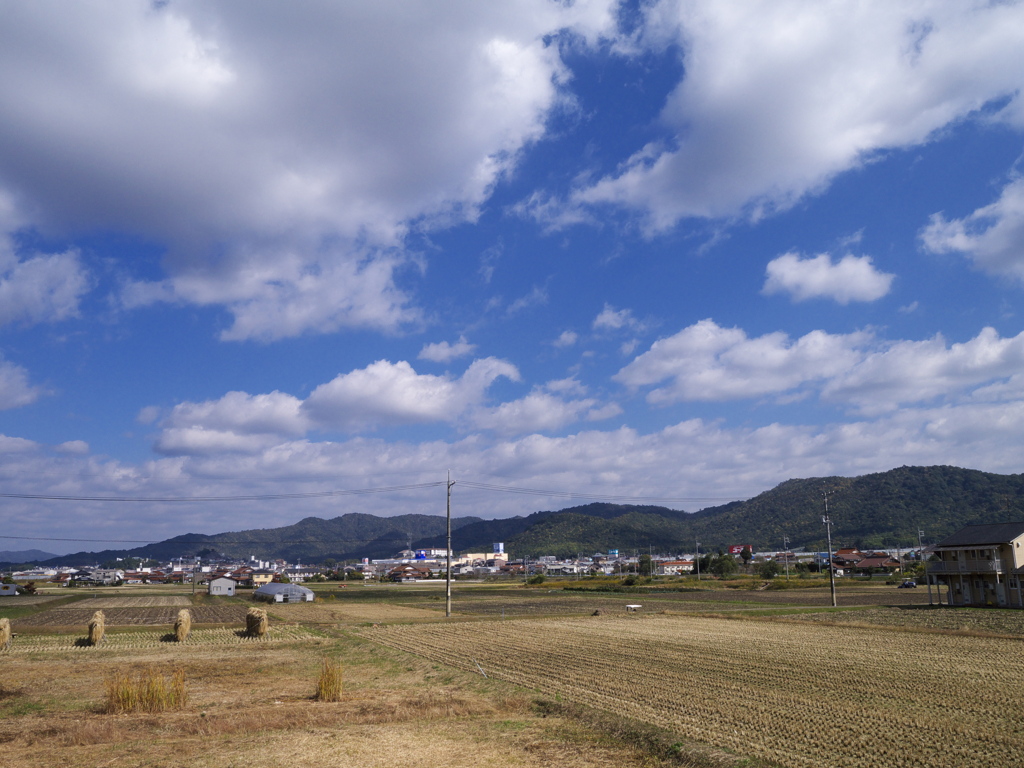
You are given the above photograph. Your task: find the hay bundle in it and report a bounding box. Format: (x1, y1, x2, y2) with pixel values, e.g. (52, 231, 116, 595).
(315, 658, 344, 701)
(174, 608, 192, 642)
(245, 606, 268, 638)
(88, 610, 105, 646)
(0, 617, 11, 650)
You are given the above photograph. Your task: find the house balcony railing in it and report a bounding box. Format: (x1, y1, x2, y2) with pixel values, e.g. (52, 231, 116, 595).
(927, 559, 1004, 575)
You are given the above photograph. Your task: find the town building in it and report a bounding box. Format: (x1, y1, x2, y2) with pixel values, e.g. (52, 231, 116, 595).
(926, 522, 1024, 608)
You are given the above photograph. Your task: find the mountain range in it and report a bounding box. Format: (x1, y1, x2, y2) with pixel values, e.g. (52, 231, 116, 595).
(6, 465, 1024, 567)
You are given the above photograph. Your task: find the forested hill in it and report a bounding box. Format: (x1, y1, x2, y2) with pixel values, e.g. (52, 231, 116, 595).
(689, 465, 1024, 552)
(15, 465, 1024, 567)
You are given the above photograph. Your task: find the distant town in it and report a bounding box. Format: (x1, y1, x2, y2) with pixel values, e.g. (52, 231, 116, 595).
(4, 542, 929, 587)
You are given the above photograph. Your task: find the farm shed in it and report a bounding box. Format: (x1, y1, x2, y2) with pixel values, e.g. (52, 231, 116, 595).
(0, 583, 17, 596)
(253, 582, 314, 603)
(208, 576, 237, 596)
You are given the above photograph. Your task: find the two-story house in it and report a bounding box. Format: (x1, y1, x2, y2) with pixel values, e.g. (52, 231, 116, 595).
(926, 522, 1024, 608)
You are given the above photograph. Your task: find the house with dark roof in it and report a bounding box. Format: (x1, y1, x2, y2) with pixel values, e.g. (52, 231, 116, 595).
(926, 522, 1024, 608)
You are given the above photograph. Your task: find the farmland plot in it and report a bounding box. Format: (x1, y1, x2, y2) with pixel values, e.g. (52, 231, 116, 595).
(72, 596, 192, 608)
(14, 605, 247, 627)
(3, 625, 317, 652)
(370, 614, 1024, 768)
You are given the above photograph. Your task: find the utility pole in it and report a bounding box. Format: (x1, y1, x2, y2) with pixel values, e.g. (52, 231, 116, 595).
(445, 470, 455, 619)
(783, 535, 790, 581)
(695, 539, 701, 581)
(822, 489, 836, 607)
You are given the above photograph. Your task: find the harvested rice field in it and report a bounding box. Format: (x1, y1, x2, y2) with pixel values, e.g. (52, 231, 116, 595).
(14, 604, 248, 628)
(269, 601, 442, 624)
(3, 625, 318, 652)
(787, 604, 1024, 635)
(370, 613, 1024, 768)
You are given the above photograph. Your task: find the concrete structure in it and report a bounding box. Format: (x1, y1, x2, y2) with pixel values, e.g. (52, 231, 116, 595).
(0, 583, 17, 596)
(927, 522, 1024, 608)
(208, 576, 237, 596)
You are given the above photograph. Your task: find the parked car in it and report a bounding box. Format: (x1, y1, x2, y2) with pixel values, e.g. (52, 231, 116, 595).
(897, 579, 917, 588)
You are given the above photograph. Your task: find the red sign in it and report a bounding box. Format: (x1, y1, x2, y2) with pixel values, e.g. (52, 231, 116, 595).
(728, 545, 753, 555)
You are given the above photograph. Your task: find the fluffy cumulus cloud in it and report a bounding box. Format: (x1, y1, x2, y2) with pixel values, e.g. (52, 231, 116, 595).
(822, 327, 1024, 415)
(618, 320, 1024, 415)
(154, 391, 308, 455)
(0, 355, 43, 410)
(593, 303, 645, 332)
(566, 1, 1024, 230)
(920, 178, 1024, 280)
(0, 1, 619, 340)
(303, 358, 521, 432)
(762, 252, 894, 304)
(615, 319, 867, 403)
(419, 335, 477, 363)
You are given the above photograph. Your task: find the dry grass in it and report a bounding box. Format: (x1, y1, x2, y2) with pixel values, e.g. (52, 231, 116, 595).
(315, 657, 343, 701)
(86, 610, 104, 646)
(174, 608, 192, 642)
(104, 668, 188, 713)
(246, 606, 268, 637)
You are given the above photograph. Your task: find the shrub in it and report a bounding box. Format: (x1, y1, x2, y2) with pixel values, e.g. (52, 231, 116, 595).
(105, 668, 187, 713)
(315, 658, 344, 702)
(527, 574, 546, 585)
(88, 611, 105, 646)
(174, 609, 192, 642)
(246, 607, 268, 637)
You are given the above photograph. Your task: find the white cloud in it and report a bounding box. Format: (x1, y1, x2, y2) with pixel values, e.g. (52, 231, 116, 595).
(56, 440, 90, 455)
(763, 252, 894, 304)
(920, 178, 1024, 280)
(154, 390, 309, 456)
(507, 284, 549, 315)
(618, 320, 1024, 416)
(419, 336, 477, 363)
(822, 327, 1024, 414)
(0, 356, 44, 410)
(471, 390, 598, 435)
(303, 357, 520, 432)
(0, 244, 90, 328)
(566, 1, 1024, 230)
(0, 2, 619, 339)
(615, 319, 867, 403)
(593, 303, 645, 332)
(552, 330, 578, 348)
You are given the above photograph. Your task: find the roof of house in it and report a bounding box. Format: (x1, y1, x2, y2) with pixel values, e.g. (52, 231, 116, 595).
(935, 522, 1024, 548)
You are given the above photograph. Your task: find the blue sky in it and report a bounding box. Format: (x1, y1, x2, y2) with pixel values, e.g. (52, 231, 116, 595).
(3, 1, 1024, 554)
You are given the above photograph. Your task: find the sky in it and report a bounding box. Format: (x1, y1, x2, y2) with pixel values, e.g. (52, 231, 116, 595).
(3, 1, 1024, 555)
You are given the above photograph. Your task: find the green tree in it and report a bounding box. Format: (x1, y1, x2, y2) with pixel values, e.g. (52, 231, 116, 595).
(757, 560, 780, 579)
(710, 554, 739, 578)
(740, 546, 753, 569)
(638, 554, 653, 577)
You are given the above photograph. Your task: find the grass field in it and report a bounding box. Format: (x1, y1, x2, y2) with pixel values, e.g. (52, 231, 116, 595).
(2, 580, 1020, 767)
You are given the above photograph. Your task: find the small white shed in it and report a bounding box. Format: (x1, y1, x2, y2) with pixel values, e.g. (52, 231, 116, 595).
(0, 583, 18, 597)
(208, 576, 237, 596)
